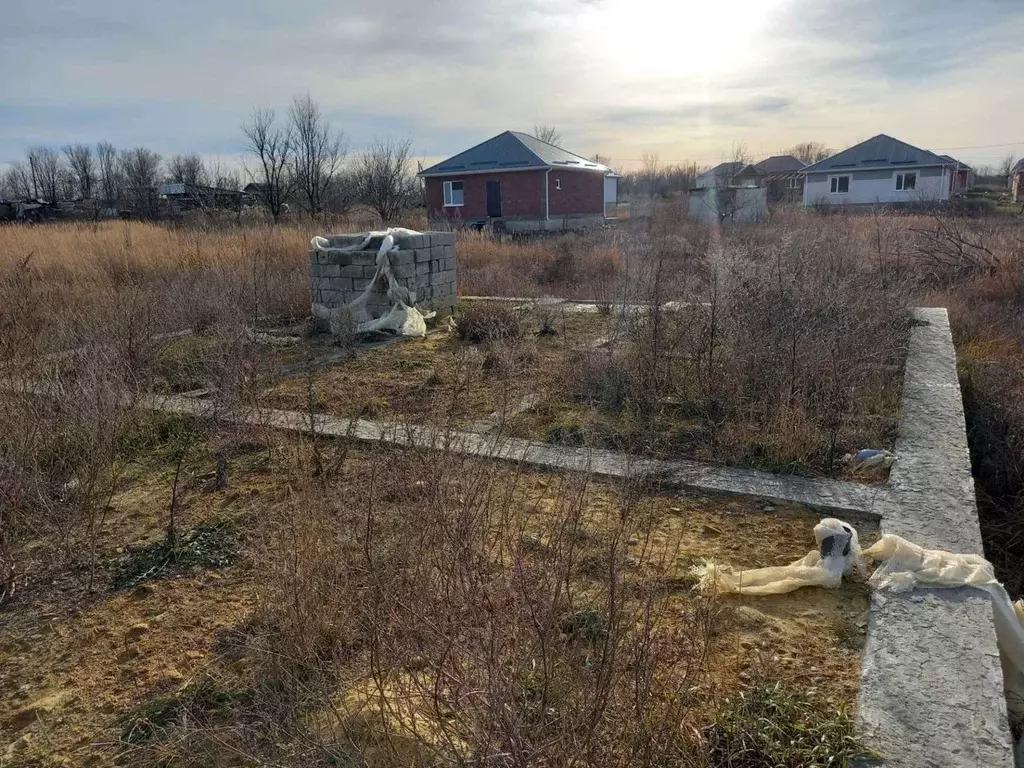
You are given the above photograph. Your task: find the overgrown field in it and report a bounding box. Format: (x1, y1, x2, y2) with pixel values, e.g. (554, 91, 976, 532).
(1, 205, 1022, 764)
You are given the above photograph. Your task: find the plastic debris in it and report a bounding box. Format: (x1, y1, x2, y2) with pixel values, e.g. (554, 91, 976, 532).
(691, 518, 866, 596)
(843, 448, 897, 470)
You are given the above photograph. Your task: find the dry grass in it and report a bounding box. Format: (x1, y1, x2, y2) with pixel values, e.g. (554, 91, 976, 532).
(4, 204, 1023, 764)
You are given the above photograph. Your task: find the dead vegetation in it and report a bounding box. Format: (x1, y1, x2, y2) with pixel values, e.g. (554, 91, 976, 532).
(1, 204, 1022, 764)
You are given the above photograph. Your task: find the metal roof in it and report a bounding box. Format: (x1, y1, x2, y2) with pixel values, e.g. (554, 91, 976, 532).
(1010, 159, 1024, 175)
(754, 155, 806, 173)
(803, 134, 959, 173)
(419, 131, 611, 177)
(700, 161, 746, 178)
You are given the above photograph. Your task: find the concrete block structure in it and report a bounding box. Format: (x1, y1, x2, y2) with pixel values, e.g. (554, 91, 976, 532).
(308, 232, 457, 321)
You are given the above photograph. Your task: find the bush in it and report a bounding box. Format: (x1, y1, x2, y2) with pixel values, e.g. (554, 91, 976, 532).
(456, 303, 524, 344)
(705, 683, 870, 767)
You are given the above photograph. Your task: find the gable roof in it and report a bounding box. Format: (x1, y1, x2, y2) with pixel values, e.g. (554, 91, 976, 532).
(1011, 158, 1024, 175)
(419, 131, 610, 177)
(699, 161, 746, 178)
(803, 134, 957, 173)
(754, 155, 806, 174)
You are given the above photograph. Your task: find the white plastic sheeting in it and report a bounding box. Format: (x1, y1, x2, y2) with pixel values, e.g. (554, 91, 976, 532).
(310, 228, 434, 338)
(693, 520, 1024, 719)
(691, 518, 867, 595)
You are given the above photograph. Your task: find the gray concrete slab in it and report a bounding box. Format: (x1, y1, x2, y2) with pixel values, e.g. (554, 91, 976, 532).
(856, 308, 1014, 768)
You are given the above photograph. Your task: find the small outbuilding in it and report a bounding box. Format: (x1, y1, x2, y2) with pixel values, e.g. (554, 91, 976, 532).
(419, 131, 613, 232)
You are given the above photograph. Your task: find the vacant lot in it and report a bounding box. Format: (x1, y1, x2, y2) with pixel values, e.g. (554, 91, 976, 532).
(0, 205, 1021, 764)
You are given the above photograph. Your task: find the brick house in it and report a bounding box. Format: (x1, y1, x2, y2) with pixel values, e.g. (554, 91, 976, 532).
(1011, 159, 1024, 203)
(419, 131, 613, 232)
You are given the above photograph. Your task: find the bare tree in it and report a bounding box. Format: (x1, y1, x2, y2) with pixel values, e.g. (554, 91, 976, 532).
(57, 167, 78, 201)
(1, 163, 33, 199)
(167, 153, 208, 187)
(354, 135, 417, 223)
(63, 144, 96, 199)
(640, 152, 661, 197)
(289, 93, 347, 215)
(998, 153, 1017, 182)
(119, 147, 163, 218)
(242, 108, 295, 221)
(207, 159, 241, 191)
(96, 141, 121, 203)
(788, 142, 832, 165)
(27, 147, 62, 202)
(533, 124, 562, 147)
(730, 142, 751, 166)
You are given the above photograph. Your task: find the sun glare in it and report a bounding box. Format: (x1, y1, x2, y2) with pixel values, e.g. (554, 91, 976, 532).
(578, 0, 786, 80)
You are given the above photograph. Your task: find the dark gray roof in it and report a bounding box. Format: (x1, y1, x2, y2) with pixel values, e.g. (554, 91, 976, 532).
(754, 154, 806, 173)
(701, 161, 746, 177)
(803, 134, 957, 173)
(419, 131, 610, 177)
(1010, 158, 1024, 175)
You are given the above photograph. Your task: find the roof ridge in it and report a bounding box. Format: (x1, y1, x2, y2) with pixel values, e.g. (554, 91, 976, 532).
(508, 131, 551, 166)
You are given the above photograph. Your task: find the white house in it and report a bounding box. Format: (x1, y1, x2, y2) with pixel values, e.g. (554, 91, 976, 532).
(802, 135, 972, 207)
(694, 161, 746, 188)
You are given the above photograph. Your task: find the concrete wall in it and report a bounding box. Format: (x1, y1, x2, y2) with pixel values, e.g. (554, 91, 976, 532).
(688, 186, 767, 224)
(308, 231, 457, 320)
(805, 166, 951, 206)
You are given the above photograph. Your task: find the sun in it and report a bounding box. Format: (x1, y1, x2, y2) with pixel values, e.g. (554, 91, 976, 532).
(576, 0, 787, 80)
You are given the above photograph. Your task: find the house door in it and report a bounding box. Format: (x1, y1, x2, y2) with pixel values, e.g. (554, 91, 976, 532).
(486, 180, 502, 217)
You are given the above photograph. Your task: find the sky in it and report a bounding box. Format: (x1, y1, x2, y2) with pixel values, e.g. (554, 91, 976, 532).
(2, 0, 1023, 173)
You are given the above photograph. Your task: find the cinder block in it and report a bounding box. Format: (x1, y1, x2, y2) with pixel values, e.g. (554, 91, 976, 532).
(348, 251, 378, 267)
(392, 263, 415, 279)
(328, 277, 353, 292)
(331, 234, 375, 248)
(392, 249, 415, 266)
(416, 262, 431, 276)
(429, 232, 455, 247)
(414, 248, 433, 264)
(444, 257, 456, 272)
(429, 258, 443, 273)
(317, 263, 340, 278)
(362, 265, 380, 279)
(444, 244, 456, 260)
(352, 278, 373, 291)
(338, 264, 362, 278)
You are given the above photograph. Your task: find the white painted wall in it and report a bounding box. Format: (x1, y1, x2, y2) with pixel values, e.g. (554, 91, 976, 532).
(804, 166, 950, 206)
(689, 187, 766, 224)
(603, 175, 618, 205)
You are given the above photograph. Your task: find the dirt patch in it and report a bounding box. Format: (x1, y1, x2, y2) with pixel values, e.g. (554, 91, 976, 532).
(0, 438, 873, 766)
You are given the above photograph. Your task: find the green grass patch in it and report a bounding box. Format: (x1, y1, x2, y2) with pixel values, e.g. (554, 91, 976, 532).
(704, 682, 871, 767)
(118, 675, 244, 745)
(112, 521, 242, 590)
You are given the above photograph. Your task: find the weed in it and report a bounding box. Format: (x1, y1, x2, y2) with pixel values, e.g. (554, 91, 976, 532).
(118, 675, 242, 745)
(112, 521, 242, 590)
(455, 303, 524, 344)
(704, 682, 871, 767)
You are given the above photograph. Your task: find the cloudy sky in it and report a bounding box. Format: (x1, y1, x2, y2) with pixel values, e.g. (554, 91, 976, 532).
(2, 0, 1022, 172)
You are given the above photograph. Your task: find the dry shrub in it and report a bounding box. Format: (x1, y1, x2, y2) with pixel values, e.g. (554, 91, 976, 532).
(455, 302, 524, 344)
(217, 443, 729, 766)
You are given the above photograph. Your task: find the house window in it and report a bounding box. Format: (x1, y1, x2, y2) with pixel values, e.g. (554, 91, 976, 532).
(555, 178, 561, 190)
(896, 172, 916, 191)
(443, 180, 464, 207)
(830, 176, 850, 194)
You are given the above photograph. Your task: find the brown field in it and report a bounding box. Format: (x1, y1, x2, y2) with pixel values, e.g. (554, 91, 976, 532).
(1, 204, 1022, 765)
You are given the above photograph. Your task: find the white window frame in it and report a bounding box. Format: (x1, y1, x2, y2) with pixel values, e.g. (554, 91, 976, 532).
(895, 172, 917, 191)
(443, 180, 464, 207)
(829, 175, 850, 194)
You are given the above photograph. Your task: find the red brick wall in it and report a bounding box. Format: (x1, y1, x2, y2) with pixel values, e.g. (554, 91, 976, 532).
(547, 169, 604, 216)
(426, 171, 545, 220)
(426, 168, 606, 220)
